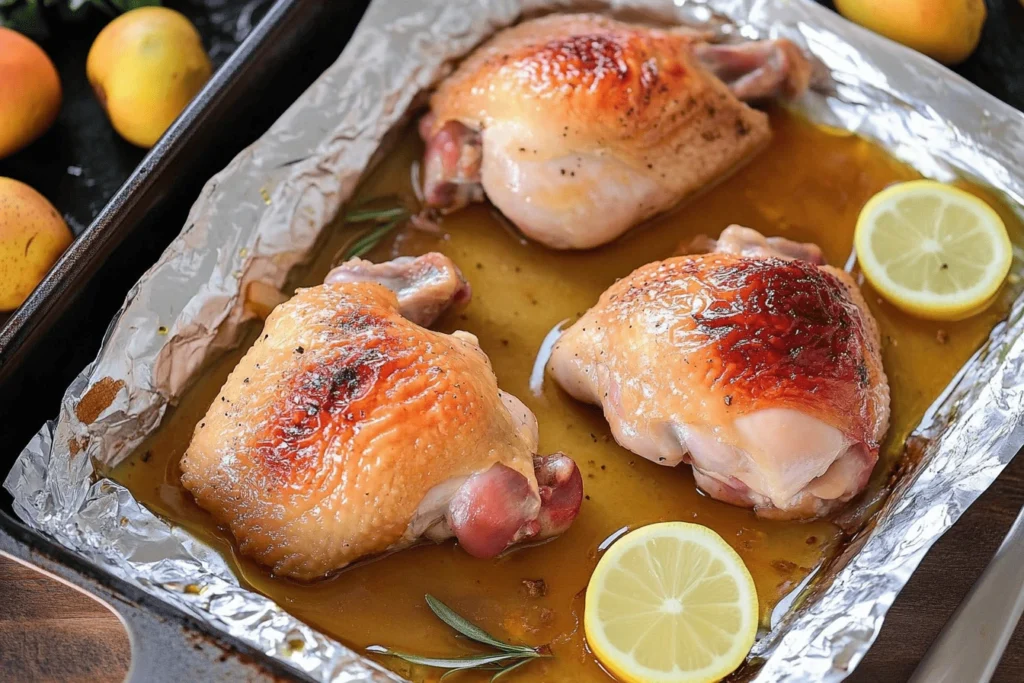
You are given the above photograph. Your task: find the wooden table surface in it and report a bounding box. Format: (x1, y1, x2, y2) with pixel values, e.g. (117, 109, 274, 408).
(0, 555, 130, 682)
(4, 2, 1024, 682)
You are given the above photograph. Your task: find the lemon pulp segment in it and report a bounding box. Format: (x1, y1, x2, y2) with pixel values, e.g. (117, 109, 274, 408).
(584, 522, 758, 683)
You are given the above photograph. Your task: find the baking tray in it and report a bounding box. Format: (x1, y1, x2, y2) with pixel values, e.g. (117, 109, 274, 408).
(0, 0, 368, 679)
(0, 0, 371, 479)
(0, 0, 278, 370)
(3, 1, 1024, 682)
(0, 0, 277, 237)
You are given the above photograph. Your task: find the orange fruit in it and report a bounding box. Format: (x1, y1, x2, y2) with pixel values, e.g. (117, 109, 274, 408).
(0, 28, 62, 159)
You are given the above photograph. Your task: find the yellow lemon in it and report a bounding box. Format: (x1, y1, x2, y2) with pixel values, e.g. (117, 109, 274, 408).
(584, 522, 758, 683)
(835, 0, 986, 65)
(854, 180, 1013, 321)
(87, 7, 212, 148)
(0, 178, 73, 312)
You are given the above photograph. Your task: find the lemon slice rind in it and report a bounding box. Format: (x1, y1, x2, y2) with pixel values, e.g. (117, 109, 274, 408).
(584, 522, 758, 683)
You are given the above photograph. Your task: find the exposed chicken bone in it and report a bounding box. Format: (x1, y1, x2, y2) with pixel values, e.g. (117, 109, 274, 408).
(325, 252, 471, 326)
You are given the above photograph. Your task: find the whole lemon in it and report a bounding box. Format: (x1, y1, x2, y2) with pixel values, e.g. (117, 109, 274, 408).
(0, 28, 62, 160)
(87, 7, 212, 148)
(0, 178, 73, 312)
(835, 0, 986, 65)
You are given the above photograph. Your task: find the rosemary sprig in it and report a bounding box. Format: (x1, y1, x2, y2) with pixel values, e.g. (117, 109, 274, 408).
(345, 219, 404, 258)
(367, 594, 551, 681)
(345, 206, 407, 223)
(364, 649, 525, 670)
(488, 658, 535, 681)
(341, 202, 411, 260)
(424, 594, 537, 654)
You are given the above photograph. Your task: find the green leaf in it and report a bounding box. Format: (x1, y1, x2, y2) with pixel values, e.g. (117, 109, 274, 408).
(4, 0, 49, 39)
(1, 0, 162, 32)
(365, 646, 524, 670)
(111, 0, 159, 10)
(344, 206, 407, 224)
(491, 658, 535, 682)
(425, 595, 536, 655)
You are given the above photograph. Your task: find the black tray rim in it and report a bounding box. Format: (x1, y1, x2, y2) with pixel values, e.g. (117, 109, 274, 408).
(0, 1, 371, 680)
(0, 0, 310, 382)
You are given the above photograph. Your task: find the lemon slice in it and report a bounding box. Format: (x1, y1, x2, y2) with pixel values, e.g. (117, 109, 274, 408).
(584, 522, 758, 683)
(854, 180, 1013, 321)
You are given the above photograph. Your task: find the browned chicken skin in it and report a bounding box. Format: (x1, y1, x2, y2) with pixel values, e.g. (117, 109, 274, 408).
(421, 13, 811, 249)
(181, 254, 582, 579)
(548, 227, 889, 519)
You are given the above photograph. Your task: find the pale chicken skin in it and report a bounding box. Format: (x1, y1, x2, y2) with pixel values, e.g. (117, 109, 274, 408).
(421, 13, 812, 249)
(548, 227, 889, 519)
(181, 254, 582, 580)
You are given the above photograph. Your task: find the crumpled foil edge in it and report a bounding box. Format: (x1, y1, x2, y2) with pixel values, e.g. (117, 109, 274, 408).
(6, 1, 1024, 681)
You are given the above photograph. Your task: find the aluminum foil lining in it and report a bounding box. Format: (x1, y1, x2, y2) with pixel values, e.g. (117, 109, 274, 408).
(6, 0, 1024, 681)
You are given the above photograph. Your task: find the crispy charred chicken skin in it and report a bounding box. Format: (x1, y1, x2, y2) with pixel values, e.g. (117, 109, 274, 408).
(182, 254, 582, 579)
(548, 227, 889, 519)
(421, 14, 811, 249)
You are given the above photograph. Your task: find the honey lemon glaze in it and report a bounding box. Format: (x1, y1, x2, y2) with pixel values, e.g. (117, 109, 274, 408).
(115, 109, 1022, 682)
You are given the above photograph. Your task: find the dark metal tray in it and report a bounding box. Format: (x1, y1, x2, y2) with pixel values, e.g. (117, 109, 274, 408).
(1, 0, 1023, 681)
(0, 0, 370, 467)
(0, 0, 367, 680)
(0, 0, 276, 236)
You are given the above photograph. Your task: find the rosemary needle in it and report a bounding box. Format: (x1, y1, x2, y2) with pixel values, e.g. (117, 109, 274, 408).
(424, 594, 536, 654)
(341, 202, 411, 260)
(344, 206, 408, 223)
(488, 658, 534, 682)
(344, 218, 404, 259)
(367, 595, 550, 679)
(364, 648, 525, 670)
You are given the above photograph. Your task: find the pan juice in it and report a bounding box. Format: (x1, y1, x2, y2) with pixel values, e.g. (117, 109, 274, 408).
(116, 108, 1023, 682)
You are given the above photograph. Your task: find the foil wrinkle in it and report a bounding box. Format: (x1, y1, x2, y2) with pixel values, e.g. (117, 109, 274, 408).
(6, 1, 1024, 681)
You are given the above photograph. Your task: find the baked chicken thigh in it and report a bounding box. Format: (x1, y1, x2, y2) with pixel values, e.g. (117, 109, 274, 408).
(421, 13, 812, 249)
(548, 226, 889, 519)
(181, 254, 582, 579)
